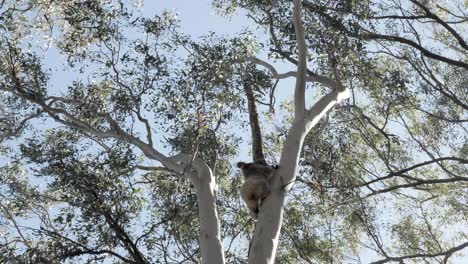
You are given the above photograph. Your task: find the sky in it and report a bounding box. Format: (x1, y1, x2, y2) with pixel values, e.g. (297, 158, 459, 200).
(142, 0, 250, 36)
(136, 1, 382, 262)
(138, 2, 467, 263)
(2, 0, 466, 263)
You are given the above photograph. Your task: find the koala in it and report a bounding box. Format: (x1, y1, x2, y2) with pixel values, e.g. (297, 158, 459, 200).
(237, 161, 278, 219)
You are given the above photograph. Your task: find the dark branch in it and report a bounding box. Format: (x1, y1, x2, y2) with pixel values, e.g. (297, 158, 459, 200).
(363, 32, 468, 69)
(370, 241, 468, 264)
(243, 78, 266, 164)
(366, 176, 468, 197)
(410, 0, 468, 50)
(360, 157, 468, 188)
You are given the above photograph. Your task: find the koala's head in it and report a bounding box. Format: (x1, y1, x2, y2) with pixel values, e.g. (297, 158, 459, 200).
(237, 160, 266, 169)
(237, 161, 253, 177)
(237, 161, 274, 179)
(237, 162, 248, 169)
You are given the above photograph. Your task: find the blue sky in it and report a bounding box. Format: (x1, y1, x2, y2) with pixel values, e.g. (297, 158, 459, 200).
(144, 0, 249, 35)
(143, 2, 467, 263)
(3, 1, 466, 262)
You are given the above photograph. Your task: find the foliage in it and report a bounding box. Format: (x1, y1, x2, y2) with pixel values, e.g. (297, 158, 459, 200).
(1, 0, 467, 263)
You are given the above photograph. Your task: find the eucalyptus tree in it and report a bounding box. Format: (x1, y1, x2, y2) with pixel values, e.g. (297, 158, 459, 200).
(1, 0, 467, 264)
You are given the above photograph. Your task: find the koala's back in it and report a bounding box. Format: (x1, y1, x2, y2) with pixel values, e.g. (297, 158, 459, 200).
(241, 176, 270, 199)
(244, 164, 274, 179)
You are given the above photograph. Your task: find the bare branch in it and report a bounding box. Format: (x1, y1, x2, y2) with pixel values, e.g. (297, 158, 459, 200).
(292, 0, 307, 120)
(2, 84, 184, 174)
(246, 57, 298, 80)
(243, 78, 266, 164)
(370, 241, 468, 264)
(365, 176, 468, 197)
(363, 31, 468, 69)
(0, 202, 32, 249)
(40, 228, 136, 264)
(410, 0, 468, 50)
(360, 157, 468, 188)
(246, 56, 339, 90)
(304, 88, 350, 130)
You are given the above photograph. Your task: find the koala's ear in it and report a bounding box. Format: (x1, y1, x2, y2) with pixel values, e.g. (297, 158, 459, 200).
(237, 162, 246, 168)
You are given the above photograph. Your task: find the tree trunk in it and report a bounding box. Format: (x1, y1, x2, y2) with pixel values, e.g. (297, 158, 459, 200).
(247, 88, 350, 263)
(248, 121, 308, 264)
(192, 170, 225, 264)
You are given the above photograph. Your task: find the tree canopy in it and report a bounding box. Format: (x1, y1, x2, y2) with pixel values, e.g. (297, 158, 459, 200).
(0, 0, 467, 263)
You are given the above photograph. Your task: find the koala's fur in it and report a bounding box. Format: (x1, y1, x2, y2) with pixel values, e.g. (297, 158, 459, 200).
(237, 161, 277, 219)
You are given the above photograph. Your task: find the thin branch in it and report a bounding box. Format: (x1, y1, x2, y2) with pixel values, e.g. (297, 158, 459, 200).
(418, 108, 468, 123)
(246, 56, 338, 89)
(88, 190, 148, 263)
(363, 31, 468, 69)
(359, 157, 468, 188)
(365, 176, 468, 197)
(2, 84, 184, 174)
(246, 57, 299, 80)
(40, 228, 136, 264)
(436, 4, 468, 23)
(370, 241, 468, 264)
(0, 203, 32, 249)
(410, 0, 468, 50)
(0, 111, 42, 140)
(369, 14, 428, 20)
(301, 0, 468, 68)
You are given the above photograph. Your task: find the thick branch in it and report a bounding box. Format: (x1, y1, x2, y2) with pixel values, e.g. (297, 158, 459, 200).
(248, 6, 349, 261)
(169, 153, 225, 264)
(304, 88, 350, 132)
(2, 86, 184, 174)
(246, 56, 338, 89)
(292, 0, 307, 120)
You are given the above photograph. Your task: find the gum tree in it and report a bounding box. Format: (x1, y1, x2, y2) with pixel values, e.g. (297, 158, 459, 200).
(1, 0, 467, 263)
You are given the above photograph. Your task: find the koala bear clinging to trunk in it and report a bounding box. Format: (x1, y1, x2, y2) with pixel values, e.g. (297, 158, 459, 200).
(237, 161, 279, 220)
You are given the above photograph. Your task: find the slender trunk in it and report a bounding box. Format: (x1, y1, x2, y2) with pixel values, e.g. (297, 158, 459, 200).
(193, 172, 225, 264)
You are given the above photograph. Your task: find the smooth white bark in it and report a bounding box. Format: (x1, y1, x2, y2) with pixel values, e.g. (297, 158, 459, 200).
(247, 177, 284, 264)
(194, 174, 225, 264)
(193, 162, 225, 264)
(292, 0, 307, 121)
(247, 1, 351, 262)
(247, 56, 338, 89)
(248, 87, 350, 264)
(171, 154, 226, 264)
(2, 1, 349, 262)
